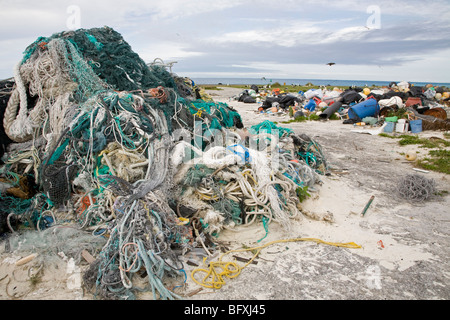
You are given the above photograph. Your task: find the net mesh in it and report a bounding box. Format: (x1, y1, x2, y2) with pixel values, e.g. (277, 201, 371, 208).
(0, 26, 329, 300)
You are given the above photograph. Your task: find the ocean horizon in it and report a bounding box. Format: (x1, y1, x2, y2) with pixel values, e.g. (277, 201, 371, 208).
(192, 77, 450, 88)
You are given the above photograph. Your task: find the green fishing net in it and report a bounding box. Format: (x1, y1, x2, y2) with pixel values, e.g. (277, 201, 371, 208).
(23, 27, 178, 93)
(249, 120, 293, 138)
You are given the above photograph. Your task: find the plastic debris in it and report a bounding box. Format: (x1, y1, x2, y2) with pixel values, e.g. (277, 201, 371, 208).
(248, 80, 450, 132)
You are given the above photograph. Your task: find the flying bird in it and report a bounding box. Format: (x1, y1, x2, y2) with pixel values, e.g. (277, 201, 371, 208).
(326, 62, 336, 66)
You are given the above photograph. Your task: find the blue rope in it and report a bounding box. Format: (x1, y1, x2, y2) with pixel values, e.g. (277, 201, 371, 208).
(226, 144, 252, 164)
(136, 239, 182, 300)
(86, 33, 104, 50)
(257, 216, 269, 243)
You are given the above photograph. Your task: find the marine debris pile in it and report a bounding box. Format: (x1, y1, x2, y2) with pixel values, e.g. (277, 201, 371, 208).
(0, 27, 328, 299)
(237, 81, 449, 132)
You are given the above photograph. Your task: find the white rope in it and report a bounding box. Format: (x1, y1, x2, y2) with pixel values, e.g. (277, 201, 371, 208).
(176, 137, 304, 233)
(249, 148, 293, 232)
(6, 63, 34, 141)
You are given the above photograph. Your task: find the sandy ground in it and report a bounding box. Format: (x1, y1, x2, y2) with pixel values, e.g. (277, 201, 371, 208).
(0, 86, 449, 300)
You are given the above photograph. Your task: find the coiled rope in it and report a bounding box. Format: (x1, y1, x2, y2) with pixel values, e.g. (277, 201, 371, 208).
(191, 237, 362, 289)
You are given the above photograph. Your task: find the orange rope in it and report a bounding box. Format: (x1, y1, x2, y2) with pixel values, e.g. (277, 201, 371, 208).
(77, 195, 96, 216)
(119, 242, 139, 272)
(148, 86, 167, 103)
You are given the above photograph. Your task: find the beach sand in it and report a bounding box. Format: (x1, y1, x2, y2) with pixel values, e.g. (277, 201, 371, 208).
(1, 86, 448, 300)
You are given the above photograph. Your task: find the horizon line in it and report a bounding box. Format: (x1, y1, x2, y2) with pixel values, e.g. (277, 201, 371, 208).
(188, 76, 450, 86)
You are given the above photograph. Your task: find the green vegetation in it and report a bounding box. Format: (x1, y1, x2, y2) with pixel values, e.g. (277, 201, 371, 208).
(296, 186, 311, 203)
(198, 85, 223, 90)
(268, 82, 337, 93)
(201, 81, 385, 93)
(204, 83, 347, 93)
(283, 117, 307, 123)
(417, 149, 450, 174)
(383, 108, 410, 119)
(29, 272, 42, 288)
(378, 133, 397, 139)
(282, 108, 340, 124)
(283, 114, 338, 123)
(379, 134, 450, 148)
(397, 135, 450, 148)
(379, 133, 450, 174)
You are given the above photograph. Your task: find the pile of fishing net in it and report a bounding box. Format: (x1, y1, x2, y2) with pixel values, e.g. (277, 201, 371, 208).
(0, 27, 327, 300)
(171, 121, 326, 236)
(397, 174, 436, 202)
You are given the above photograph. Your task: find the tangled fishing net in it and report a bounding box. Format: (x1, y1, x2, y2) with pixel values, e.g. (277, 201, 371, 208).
(397, 174, 436, 202)
(0, 27, 328, 300)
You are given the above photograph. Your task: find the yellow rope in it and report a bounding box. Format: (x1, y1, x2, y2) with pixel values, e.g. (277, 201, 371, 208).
(194, 108, 203, 118)
(190, 237, 361, 289)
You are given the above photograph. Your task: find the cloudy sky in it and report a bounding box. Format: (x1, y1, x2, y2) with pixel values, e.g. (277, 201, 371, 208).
(1, 0, 450, 83)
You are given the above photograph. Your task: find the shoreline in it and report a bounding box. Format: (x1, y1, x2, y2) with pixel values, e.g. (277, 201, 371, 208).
(191, 77, 450, 88)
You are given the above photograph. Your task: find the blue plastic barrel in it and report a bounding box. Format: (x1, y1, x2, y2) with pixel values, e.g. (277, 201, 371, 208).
(347, 98, 379, 120)
(409, 119, 422, 133)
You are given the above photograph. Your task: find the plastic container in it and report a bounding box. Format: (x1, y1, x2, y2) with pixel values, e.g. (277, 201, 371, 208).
(320, 101, 343, 119)
(385, 116, 398, 122)
(405, 97, 422, 107)
(409, 119, 422, 133)
(347, 98, 380, 120)
(384, 121, 395, 133)
(396, 119, 408, 132)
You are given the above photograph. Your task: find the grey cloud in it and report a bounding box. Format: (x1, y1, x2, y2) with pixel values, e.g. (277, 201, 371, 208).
(1, 0, 449, 81)
(172, 18, 450, 76)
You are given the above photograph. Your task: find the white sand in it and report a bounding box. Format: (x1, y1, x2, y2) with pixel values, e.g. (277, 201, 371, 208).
(1, 86, 448, 300)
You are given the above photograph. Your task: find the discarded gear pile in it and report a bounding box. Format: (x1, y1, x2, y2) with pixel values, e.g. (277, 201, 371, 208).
(243, 81, 449, 131)
(0, 27, 326, 300)
(301, 82, 449, 131)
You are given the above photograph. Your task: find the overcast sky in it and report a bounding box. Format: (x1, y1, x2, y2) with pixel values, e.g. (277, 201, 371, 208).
(1, 0, 450, 83)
